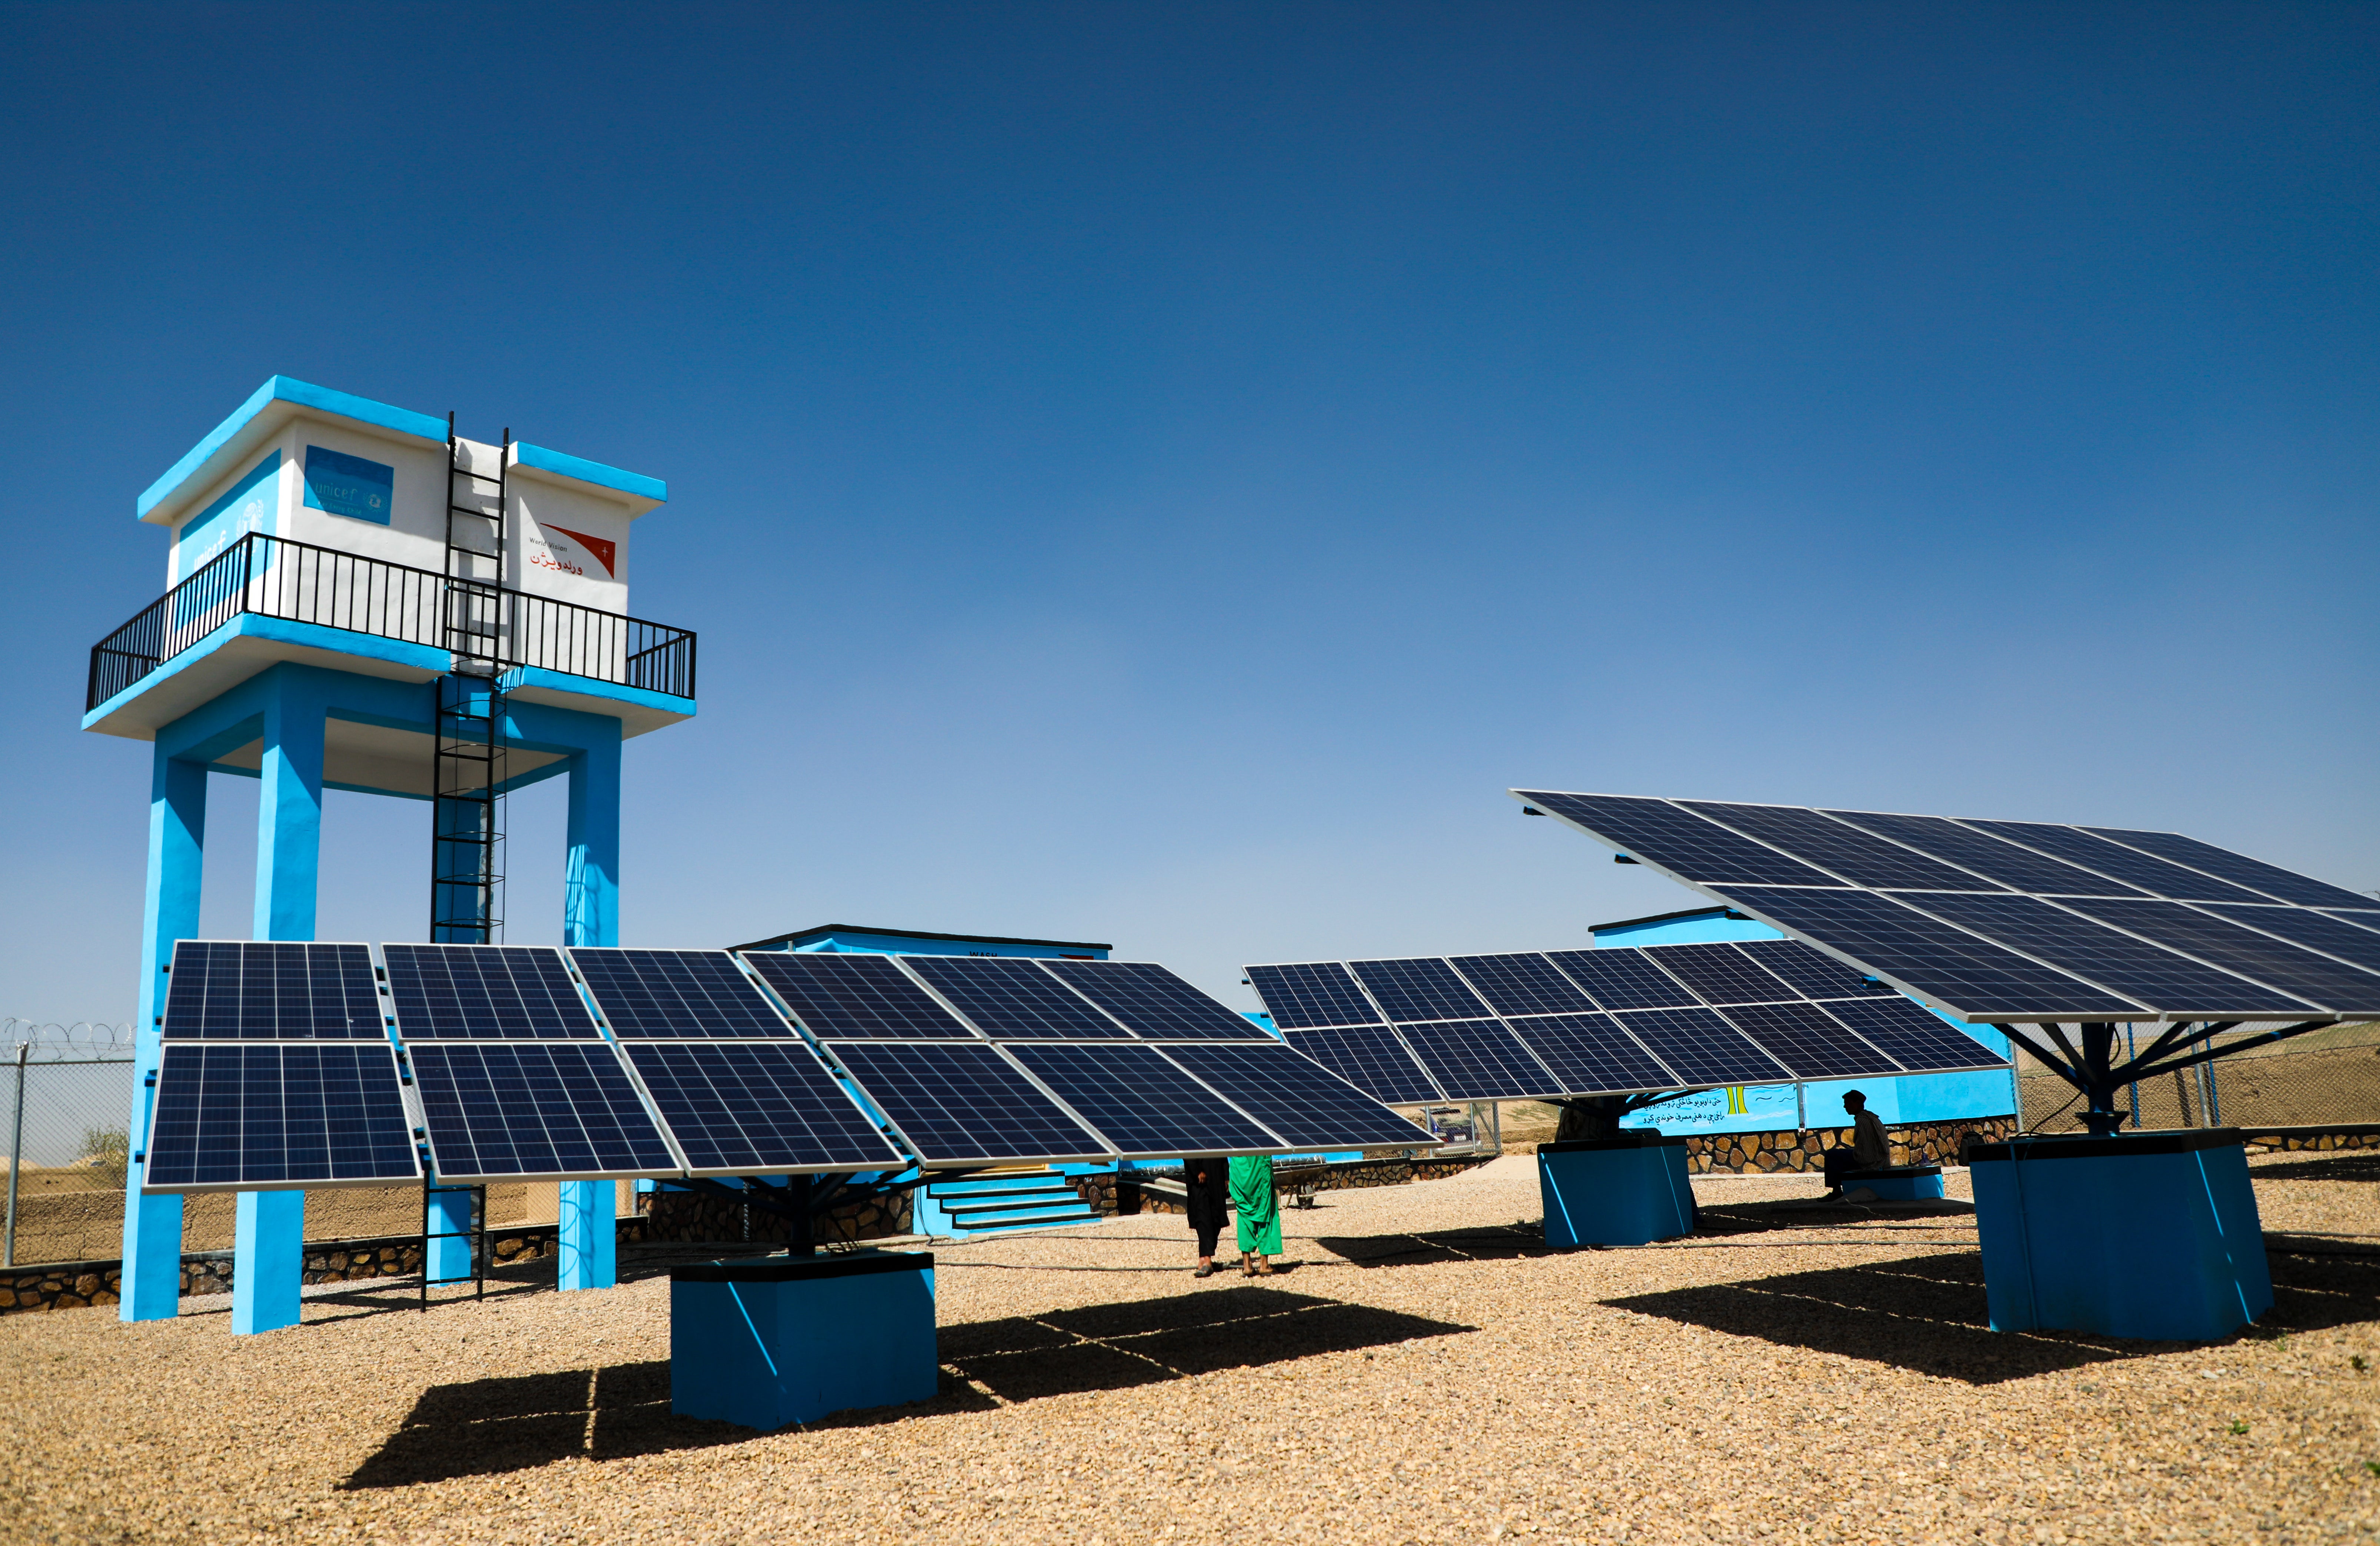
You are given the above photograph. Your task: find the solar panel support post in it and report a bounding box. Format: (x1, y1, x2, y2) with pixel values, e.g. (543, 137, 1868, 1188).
(419, 1178, 486, 1310)
(121, 746, 202, 1323)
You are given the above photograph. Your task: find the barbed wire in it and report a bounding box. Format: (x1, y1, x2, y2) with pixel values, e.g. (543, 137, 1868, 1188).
(1, 1019, 137, 1062)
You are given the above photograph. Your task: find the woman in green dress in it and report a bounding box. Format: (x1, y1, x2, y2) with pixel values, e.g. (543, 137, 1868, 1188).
(1227, 1152, 1282, 1275)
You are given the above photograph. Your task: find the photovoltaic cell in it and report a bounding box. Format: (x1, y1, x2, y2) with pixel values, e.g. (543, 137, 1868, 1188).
(741, 952, 978, 1040)
(1710, 886, 2140, 1019)
(1006, 1043, 1280, 1154)
(382, 944, 596, 1041)
(1822, 810, 2151, 897)
(1448, 953, 1599, 1016)
(1713, 1001, 1893, 1080)
(1544, 949, 1702, 1010)
(2205, 905, 2380, 975)
(1818, 999, 2006, 1073)
(1733, 937, 1876, 999)
(1515, 792, 1842, 887)
(1503, 1013, 1677, 1093)
(1611, 1007, 1793, 1086)
(1904, 891, 2319, 1015)
(144, 1043, 417, 1189)
(903, 955, 1128, 1038)
(1643, 943, 1797, 1006)
(622, 1042, 902, 1172)
(570, 948, 794, 1039)
(1682, 802, 1995, 891)
(1347, 958, 1490, 1023)
(160, 941, 382, 1042)
(1159, 1043, 1438, 1150)
(1278, 1026, 1442, 1105)
(408, 1042, 677, 1181)
(1041, 960, 1268, 1039)
(2049, 898, 2380, 1013)
(1959, 820, 2273, 905)
(824, 1043, 1109, 1163)
(1243, 963, 1384, 1029)
(2085, 828, 2380, 912)
(1393, 1019, 1560, 1100)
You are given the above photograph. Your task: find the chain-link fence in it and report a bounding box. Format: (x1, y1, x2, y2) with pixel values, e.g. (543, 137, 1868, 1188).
(2017, 1020, 2380, 1134)
(3, 1020, 583, 1269)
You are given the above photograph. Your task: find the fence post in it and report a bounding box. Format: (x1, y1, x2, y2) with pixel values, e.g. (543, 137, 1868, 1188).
(6, 1041, 26, 1268)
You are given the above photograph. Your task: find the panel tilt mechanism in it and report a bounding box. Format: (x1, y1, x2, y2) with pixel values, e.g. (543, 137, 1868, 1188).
(431, 416, 510, 943)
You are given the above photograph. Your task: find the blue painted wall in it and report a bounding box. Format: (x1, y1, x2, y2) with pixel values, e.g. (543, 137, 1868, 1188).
(1606, 907, 2014, 1136)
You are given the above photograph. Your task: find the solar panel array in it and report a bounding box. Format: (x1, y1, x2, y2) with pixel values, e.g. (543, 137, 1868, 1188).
(739, 950, 1433, 1160)
(1246, 938, 2004, 1105)
(147, 942, 418, 1190)
(139, 940, 1437, 1194)
(1514, 792, 2380, 1022)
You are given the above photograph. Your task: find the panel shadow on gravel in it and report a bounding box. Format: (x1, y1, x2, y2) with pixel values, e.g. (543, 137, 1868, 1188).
(347, 1289, 1468, 1486)
(2251, 1151, 2380, 1184)
(1312, 1225, 1551, 1268)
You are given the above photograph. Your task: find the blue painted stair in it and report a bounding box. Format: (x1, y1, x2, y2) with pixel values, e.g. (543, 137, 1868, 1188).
(915, 1170, 1104, 1239)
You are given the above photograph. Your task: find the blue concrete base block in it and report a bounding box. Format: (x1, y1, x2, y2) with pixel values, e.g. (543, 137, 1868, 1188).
(1969, 1130, 2271, 1342)
(1538, 1135, 1695, 1248)
(232, 1188, 304, 1335)
(1844, 1166, 1944, 1202)
(672, 1251, 939, 1430)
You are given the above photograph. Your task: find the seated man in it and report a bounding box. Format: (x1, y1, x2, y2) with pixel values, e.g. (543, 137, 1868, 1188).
(1821, 1089, 1893, 1199)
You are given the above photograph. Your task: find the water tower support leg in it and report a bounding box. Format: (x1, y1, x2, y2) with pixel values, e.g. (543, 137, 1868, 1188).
(558, 732, 622, 1291)
(233, 668, 325, 1334)
(120, 749, 203, 1322)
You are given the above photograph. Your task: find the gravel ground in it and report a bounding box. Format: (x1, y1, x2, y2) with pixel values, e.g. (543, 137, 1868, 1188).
(3, 1151, 2375, 1546)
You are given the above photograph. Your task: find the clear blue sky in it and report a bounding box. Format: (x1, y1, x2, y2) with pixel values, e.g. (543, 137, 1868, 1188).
(3, 3, 2373, 1027)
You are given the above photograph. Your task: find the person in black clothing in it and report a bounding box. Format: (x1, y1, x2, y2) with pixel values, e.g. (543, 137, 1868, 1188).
(1181, 1155, 1231, 1277)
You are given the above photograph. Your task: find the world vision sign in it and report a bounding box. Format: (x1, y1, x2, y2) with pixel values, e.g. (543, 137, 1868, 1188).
(524, 521, 618, 584)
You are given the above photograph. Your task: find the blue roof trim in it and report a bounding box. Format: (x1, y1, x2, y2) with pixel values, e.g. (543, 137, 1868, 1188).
(514, 442, 667, 504)
(138, 377, 449, 520)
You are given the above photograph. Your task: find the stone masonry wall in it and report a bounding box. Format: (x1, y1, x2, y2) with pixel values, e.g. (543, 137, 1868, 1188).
(1682, 1116, 2015, 1175)
(1117, 1156, 1495, 1216)
(639, 1187, 912, 1246)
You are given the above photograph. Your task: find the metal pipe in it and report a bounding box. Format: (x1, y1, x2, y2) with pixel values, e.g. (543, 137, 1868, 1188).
(6, 1041, 27, 1267)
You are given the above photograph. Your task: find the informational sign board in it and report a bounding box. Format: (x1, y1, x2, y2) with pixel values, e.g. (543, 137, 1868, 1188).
(174, 451, 281, 583)
(302, 445, 395, 525)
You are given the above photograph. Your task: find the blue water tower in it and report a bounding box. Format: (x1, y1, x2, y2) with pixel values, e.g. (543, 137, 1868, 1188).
(85, 378, 698, 1329)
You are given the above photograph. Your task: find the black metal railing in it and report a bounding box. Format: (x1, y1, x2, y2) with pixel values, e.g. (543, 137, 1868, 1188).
(87, 532, 697, 712)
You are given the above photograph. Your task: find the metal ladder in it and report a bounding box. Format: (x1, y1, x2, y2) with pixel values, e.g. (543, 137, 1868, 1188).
(431, 417, 510, 943)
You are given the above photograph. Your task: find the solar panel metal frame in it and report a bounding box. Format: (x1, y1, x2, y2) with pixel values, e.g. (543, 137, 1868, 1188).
(1002, 1042, 1292, 1158)
(1515, 790, 2380, 1022)
(381, 943, 605, 1042)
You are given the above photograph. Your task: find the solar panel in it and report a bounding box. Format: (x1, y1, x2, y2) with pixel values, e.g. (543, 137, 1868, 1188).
(1713, 1001, 1897, 1080)
(2085, 827, 2379, 911)
(1960, 820, 2275, 905)
(1817, 998, 2007, 1073)
(1610, 1007, 1793, 1086)
(1544, 948, 1702, 1010)
(1005, 1043, 1281, 1154)
(2204, 904, 2380, 975)
(1393, 1019, 1561, 1100)
(1733, 936, 1876, 999)
(1159, 1042, 1438, 1150)
(1519, 792, 1841, 887)
(902, 955, 1129, 1039)
(2050, 898, 2380, 1010)
(1821, 810, 2149, 897)
(1681, 801, 1995, 891)
(143, 1043, 418, 1190)
(622, 1042, 903, 1173)
(382, 944, 597, 1041)
(740, 951, 979, 1040)
(1904, 891, 2318, 1015)
(1503, 1013, 1677, 1093)
(570, 948, 794, 1039)
(1642, 943, 1797, 1006)
(1347, 958, 1489, 1023)
(407, 1042, 679, 1182)
(1278, 1026, 1443, 1104)
(1243, 962, 1385, 1028)
(1447, 953, 1599, 1016)
(1041, 960, 1269, 1039)
(1710, 884, 2149, 1019)
(160, 940, 383, 1041)
(823, 1043, 1110, 1164)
